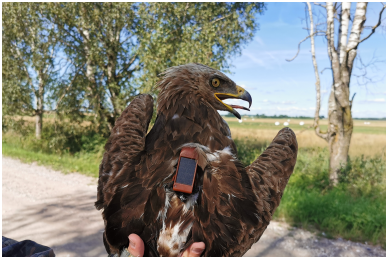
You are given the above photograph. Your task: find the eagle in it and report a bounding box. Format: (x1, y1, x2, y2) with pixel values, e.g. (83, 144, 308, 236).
(95, 63, 298, 257)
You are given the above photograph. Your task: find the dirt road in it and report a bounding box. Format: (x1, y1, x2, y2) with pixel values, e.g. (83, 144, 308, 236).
(2, 156, 385, 257)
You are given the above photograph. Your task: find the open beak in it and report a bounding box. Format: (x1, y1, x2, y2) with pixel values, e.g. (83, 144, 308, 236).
(214, 85, 252, 119)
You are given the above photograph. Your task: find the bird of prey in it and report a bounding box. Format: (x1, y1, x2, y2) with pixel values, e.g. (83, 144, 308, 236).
(95, 63, 298, 257)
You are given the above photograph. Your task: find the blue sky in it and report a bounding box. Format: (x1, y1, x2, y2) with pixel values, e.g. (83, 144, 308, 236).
(221, 2, 386, 118)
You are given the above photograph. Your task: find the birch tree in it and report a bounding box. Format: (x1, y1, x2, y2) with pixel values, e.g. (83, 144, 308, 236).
(2, 3, 58, 139)
(288, 2, 386, 184)
(47, 2, 265, 134)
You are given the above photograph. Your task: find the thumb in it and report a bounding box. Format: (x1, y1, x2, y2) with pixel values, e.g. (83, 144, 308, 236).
(127, 234, 145, 257)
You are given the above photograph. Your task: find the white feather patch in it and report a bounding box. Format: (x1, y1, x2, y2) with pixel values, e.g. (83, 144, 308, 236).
(157, 219, 193, 256)
(158, 191, 174, 230)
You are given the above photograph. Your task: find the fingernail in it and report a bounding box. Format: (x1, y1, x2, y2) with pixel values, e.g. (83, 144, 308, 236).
(191, 247, 204, 254)
(128, 237, 136, 249)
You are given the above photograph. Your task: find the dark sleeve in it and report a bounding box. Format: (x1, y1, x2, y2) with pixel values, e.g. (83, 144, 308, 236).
(2, 236, 55, 257)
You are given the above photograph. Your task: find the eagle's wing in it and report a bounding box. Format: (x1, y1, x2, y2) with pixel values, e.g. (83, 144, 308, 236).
(242, 127, 298, 249)
(193, 127, 298, 256)
(95, 94, 154, 254)
(246, 127, 297, 214)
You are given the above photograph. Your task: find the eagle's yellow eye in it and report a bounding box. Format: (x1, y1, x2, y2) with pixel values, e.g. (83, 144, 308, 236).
(212, 78, 220, 87)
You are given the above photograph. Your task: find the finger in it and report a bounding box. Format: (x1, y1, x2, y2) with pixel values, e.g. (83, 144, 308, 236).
(127, 234, 145, 257)
(181, 242, 205, 257)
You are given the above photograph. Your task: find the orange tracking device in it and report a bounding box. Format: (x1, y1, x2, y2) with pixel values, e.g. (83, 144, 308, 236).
(173, 147, 198, 194)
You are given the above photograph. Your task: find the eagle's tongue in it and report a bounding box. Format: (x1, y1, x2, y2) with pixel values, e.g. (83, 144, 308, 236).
(230, 105, 250, 111)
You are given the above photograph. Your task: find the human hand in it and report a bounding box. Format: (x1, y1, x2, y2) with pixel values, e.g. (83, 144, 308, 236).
(127, 233, 205, 257)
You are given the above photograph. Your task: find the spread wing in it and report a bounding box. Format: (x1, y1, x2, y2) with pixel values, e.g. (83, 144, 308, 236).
(241, 127, 298, 251)
(95, 94, 154, 254)
(246, 127, 298, 212)
(193, 127, 298, 256)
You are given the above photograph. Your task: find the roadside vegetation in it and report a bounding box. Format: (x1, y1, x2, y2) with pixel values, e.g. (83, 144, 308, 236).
(235, 137, 386, 248)
(2, 116, 386, 248)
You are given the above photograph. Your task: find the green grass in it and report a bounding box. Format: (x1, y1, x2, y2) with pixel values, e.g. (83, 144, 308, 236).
(275, 151, 386, 247)
(235, 138, 386, 248)
(2, 142, 101, 177)
(275, 186, 386, 246)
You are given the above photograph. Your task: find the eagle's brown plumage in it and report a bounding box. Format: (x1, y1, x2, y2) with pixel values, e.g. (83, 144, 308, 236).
(95, 63, 298, 257)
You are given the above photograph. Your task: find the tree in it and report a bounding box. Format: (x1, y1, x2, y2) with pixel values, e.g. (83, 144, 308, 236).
(288, 2, 386, 184)
(47, 2, 265, 134)
(2, 3, 58, 139)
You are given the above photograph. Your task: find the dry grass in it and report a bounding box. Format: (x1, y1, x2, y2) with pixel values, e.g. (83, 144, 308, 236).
(224, 117, 386, 128)
(8, 115, 92, 127)
(227, 118, 386, 158)
(231, 129, 385, 157)
(6, 115, 386, 157)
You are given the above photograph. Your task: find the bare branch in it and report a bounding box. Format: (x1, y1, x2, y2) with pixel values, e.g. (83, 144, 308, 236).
(352, 53, 386, 86)
(351, 92, 356, 102)
(350, 93, 356, 109)
(55, 63, 83, 111)
(195, 13, 233, 32)
(286, 34, 310, 61)
(320, 67, 331, 74)
(286, 32, 320, 62)
(120, 34, 133, 44)
(43, 46, 56, 75)
(359, 4, 386, 43)
(314, 2, 326, 8)
(116, 55, 138, 80)
(182, 2, 190, 24)
(307, 2, 329, 141)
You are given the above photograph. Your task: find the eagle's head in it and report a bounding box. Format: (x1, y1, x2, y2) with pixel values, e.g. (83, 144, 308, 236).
(156, 63, 252, 119)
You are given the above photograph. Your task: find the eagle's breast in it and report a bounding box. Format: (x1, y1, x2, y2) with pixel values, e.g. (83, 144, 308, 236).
(151, 103, 235, 256)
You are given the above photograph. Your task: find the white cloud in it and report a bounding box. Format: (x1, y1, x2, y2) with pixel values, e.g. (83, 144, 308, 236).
(277, 106, 308, 111)
(242, 53, 266, 67)
(366, 98, 385, 103)
(255, 36, 265, 46)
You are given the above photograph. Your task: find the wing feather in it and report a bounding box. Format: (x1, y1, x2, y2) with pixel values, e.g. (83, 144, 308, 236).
(95, 94, 154, 210)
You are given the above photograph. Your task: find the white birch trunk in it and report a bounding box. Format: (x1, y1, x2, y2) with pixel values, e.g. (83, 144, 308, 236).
(346, 2, 368, 73)
(35, 71, 44, 139)
(307, 3, 328, 141)
(339, 3, 351, 65)
(325, 2, 367, 184)
(303, 2, 377, 185)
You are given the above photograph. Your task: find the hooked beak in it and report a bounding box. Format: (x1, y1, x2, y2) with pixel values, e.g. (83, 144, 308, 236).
(214, 85, 252, 119)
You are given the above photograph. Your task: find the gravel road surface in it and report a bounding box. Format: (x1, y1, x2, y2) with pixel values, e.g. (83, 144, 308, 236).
(2, 156, 386, 257)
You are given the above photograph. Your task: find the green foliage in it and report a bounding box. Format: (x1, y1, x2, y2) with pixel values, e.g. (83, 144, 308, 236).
(338, 154, 387, 198)
(3, 3, 266, 135)
(137, 3, 266, 91)
(234, 137, 268, 166)
(235, 138, 386, 247)
(2, 118, 105, 155)
(2, 120, 105, 177)
(45, 2, 265, 132)
(2, 142, 100, 178)
(3, 3, 60, 138)
(276, 187, 385, 246)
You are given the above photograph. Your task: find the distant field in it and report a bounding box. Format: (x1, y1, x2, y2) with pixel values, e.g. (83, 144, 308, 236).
(223, 117, 386, 157)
